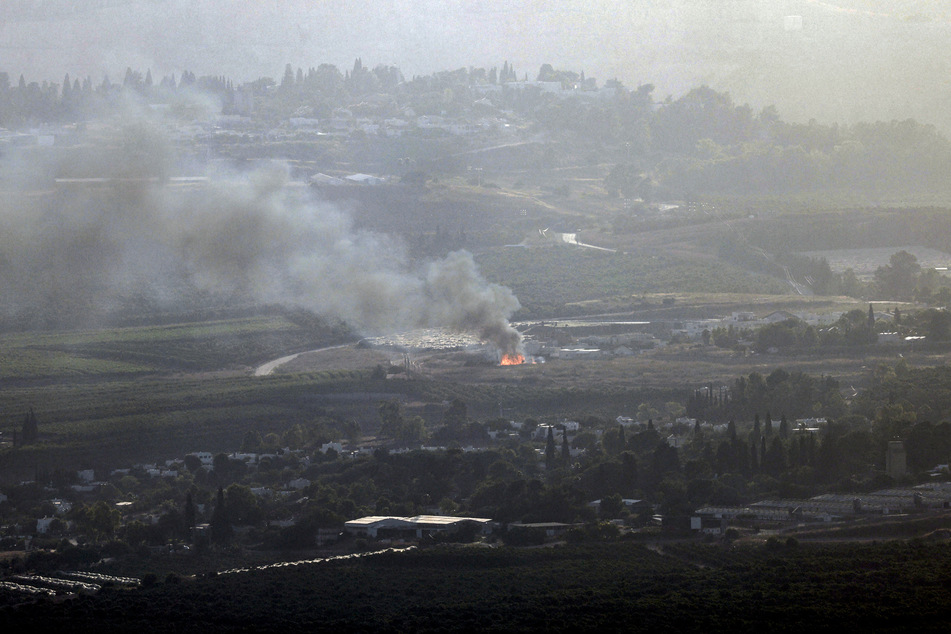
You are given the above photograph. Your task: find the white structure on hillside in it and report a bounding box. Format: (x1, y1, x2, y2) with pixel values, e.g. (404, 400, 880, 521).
(344, 515, 494, 539)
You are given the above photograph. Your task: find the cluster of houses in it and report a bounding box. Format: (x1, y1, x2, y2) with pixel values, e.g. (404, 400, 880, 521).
(691, 481, 951, 535)
(677, 310, 841, 340)
(511, 307, 905, 362)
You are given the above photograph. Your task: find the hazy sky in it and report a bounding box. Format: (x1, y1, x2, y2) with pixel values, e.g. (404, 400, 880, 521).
(2, 0, 950, 129)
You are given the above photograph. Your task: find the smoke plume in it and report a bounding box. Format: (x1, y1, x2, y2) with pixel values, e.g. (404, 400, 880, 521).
(0, 102, 523, 354)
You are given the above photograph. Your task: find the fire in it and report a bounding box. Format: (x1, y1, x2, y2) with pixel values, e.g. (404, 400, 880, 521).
(500, 353, 525, 366)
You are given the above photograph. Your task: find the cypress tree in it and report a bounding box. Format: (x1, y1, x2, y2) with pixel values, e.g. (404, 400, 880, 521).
(184, 491, 196, 530)
(210, 486, 232, 544)
(561, 429, 570, 466)
(621, 452, 638, 492)
(545, 426, 556, 470)
(765, 436, 787, 477)
(22, 408, 38, 444)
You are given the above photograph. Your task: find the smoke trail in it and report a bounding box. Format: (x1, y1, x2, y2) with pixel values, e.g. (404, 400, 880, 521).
(0, 104, 523, 353)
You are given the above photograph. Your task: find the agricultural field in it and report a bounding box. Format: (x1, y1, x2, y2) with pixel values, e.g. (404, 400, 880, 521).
(5, 541, 951, 632)
(0, 283, 935, 478)
(475, 246, 790, 318)
(0, 314, 352, 381)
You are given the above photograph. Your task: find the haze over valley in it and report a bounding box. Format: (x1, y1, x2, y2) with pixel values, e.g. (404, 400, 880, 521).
(3, 3, 951, 631)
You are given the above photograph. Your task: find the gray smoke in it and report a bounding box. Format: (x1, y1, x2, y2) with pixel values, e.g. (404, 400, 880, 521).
(0, 103, 523, 354)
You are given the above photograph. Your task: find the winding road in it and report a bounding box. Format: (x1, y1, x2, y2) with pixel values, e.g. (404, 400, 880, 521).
(253, 344, 350, 376)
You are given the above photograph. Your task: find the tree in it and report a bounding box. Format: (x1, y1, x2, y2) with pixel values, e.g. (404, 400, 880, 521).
(561, 429, 570, 466)
(652, 443, 680, 480)
(599, 493, 623, 519)
(378, 399, 404, 439)
(764, 436, 787, 477)
(225, 484, 262, 525)
(210, 486, 232, 544)
(545, 426, 557, 470)
(241, 430, 263, 452)
(378, 399, 426, 447)
(280, 63, 295, 90)
(21, 408, 38, 444)
(602, 426, 626, 455)
(212, 452, 232, 482)
(183, 454, 202, 473)
(924, 308, 951, 341)
(184, 491, 196, 530)
(621, 451, 638, 493)
(444, 399, 467, 434)
(874, 250, 920, 300)
(80, 501, 120, 541)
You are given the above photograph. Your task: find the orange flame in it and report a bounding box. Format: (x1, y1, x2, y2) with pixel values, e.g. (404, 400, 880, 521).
(500, 353, 525, 366)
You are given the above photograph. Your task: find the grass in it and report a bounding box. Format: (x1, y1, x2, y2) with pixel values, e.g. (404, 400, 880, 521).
(0, 347, 153, 378)
(0, 315, 351, 379)
(475, 246, 790, 318)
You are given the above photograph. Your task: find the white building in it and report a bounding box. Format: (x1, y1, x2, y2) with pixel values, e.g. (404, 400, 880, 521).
(344, 515, 494, 539)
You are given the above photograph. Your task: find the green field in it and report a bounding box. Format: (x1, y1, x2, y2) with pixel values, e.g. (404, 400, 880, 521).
(476, 246, 790, 318)
(0, 315, 351, 380)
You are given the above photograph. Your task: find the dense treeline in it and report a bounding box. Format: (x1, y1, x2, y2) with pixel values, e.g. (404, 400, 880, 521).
(687, 369, 846, 422)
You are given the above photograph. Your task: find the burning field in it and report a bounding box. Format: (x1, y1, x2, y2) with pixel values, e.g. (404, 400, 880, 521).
(500, 353, 525, 366)
(499, 352, 542, 365)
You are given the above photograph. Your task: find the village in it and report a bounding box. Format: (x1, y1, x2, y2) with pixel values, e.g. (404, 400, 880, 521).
(3, 391, 950, 602)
